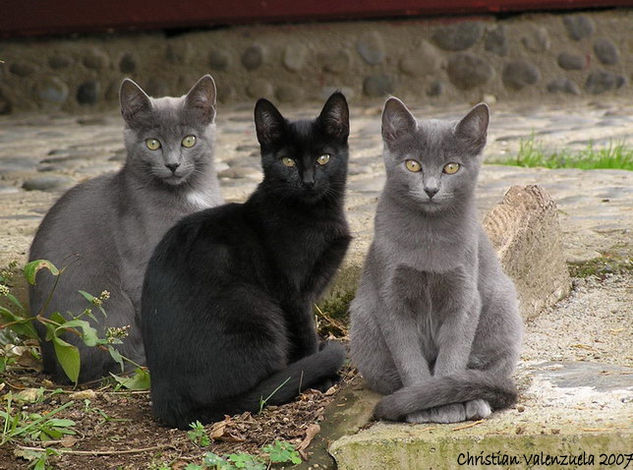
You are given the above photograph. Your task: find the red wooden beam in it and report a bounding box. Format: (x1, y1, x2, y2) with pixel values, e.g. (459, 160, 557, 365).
(3, 0, 633, 38)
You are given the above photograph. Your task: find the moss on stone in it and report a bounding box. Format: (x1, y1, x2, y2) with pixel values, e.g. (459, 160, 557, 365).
(568, 253, 633, 278)
(315, 264, 362, 337)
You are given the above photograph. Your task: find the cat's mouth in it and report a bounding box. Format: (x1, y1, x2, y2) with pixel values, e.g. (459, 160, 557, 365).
(162, 173, 189, 185)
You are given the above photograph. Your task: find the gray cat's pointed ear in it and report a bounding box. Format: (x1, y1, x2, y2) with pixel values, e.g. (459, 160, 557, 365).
(318, 92, 349, 140)
(382, 97, 417, 145)
(184, 74, 217, 124)
(254, 99, 285, 148)
(454, 103, 489, 153)
(120, 78, 152, 125)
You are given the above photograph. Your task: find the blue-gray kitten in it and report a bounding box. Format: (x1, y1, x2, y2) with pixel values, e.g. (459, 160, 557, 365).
(350, 98, 523, 424)
(29, 75, 223, 383)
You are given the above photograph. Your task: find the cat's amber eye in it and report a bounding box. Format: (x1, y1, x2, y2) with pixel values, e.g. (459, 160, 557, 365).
(405, 159, 421, 172)
(443, 162, 460, 174)
(146, 138, 161, 151)
(182, 135, 196, 148)
(281, 157, 296, 167)
(316, 154, 330, 165)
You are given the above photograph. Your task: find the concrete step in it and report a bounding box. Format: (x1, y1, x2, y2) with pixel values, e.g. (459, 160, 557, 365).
(329, 361, 633, 469)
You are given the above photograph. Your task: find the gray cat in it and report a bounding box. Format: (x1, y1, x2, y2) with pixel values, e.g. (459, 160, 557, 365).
(29, 75, 223, 383)
(350, 98, 523, 424)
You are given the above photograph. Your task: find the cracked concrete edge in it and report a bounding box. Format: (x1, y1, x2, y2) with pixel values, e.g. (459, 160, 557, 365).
(295, 377, 381, 469)
(328, 427, 633, 470)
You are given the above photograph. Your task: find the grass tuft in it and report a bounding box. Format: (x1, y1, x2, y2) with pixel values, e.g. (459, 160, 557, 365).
(493, 136, 633, 171)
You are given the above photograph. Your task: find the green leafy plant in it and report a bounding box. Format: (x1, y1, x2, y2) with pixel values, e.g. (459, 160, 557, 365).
(1, 392, 76, 445)
(83, 399, 129, 425)
(187, 420, 211, 447)
(227, 453, 267, 469)
(262, 440, 302, 465)
(15, 447, 59, 470)
(0, 259, 148, 388)
(183, 440, 302, 469)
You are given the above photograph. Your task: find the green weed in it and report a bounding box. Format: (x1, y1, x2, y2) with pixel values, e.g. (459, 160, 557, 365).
(261, 440, 302, 465)
(1, 393, 76, 445)
(258, 376, 291, 413)
(0, 259, 148, 388)
(15, 447, 59, 470)
(183, 440, 302, 469)
(493, 137, 633, 171)
(187, 420, 211, 447)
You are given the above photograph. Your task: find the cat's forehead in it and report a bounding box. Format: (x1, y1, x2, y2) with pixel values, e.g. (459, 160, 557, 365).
(141, 96, 204, 131)
(284, 119, 325, 147)
(393, 119, 457, 156)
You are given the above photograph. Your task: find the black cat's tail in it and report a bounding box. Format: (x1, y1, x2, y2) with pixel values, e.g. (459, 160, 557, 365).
(186, 341, 345, 428)
(373, 370, 517, 421)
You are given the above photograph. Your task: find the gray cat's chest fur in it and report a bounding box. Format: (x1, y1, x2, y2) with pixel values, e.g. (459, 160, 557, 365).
(371, 196, 480, 363)
(113, 174, 221, 308)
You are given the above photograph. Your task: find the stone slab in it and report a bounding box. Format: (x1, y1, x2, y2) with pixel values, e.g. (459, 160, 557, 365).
(329, 361, 633, 470)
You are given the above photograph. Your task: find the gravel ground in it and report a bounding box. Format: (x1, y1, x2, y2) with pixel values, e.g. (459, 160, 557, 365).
(522, 273, 633, 367)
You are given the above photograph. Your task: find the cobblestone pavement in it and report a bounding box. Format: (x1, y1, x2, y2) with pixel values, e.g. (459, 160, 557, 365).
(1, 98, 632, 271)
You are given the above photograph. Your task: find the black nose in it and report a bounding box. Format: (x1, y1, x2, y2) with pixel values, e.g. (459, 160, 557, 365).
(165, 163, 180, 173)
(425, 188, 439, 199)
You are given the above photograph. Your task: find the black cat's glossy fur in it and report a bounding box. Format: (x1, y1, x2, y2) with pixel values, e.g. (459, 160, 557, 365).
(141, 93, 351, 429)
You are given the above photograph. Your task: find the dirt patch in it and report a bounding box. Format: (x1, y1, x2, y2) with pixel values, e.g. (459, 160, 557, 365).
(1, 363, 355, 469)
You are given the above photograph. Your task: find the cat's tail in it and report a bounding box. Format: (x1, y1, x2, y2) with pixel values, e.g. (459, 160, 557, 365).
(373, 370, 517, 421)
(188, 341, 346, 427)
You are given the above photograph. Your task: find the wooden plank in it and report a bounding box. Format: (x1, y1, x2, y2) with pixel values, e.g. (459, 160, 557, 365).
(4, 0, 633, 38)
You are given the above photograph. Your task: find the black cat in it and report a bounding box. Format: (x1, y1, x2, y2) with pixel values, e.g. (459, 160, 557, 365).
(141, 93, 351, 429)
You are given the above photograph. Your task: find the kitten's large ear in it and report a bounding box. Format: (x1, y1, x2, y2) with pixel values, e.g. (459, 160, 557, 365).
(318, 92, 349, 140)
(120, 78, 152, 125)
(254, 98, 285, 147)
(184, 74, 217, 125)
(454, 103, 489, 154)
(382, 97, 417, 145)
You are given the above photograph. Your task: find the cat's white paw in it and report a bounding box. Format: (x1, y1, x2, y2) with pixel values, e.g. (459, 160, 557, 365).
(406, 404, 466, 424)
(406, 410, 432, 424)
(465, 399, 491, 420)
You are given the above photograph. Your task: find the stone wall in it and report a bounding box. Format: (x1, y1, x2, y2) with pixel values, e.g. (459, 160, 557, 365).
(0, 9, 631, 114)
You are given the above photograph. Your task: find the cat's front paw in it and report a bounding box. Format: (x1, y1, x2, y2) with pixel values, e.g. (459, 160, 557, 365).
(406, 403, 466, 424)
(465, 399, 491, 420)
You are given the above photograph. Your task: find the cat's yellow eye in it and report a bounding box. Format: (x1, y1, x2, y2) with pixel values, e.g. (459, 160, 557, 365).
(405, 159, 421, 172)
(282, 157, 296, 167)
(443, 162, 460, 174)
(316, 154, 330, 165)
(146, 138, 161, 151)
(182, 135, 196, 148)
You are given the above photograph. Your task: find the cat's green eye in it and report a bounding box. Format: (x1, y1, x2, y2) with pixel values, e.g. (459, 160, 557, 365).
(182, 135, 197, 148)
(282, 157, 296, 167)
(146, 138, 161, 151)
(443, 162, 460, 174)
(316, 154, 330, 165)
(405, 159, 421, 172)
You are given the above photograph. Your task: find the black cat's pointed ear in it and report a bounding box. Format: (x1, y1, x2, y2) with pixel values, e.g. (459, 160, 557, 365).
(318, 92, 349, 140)
(254, 98, 285, 148)
(120, 78, 152, 126)
(184, 74, 217, 125)
(454, 103, 489, 154)
(382, 97, 417, 145)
